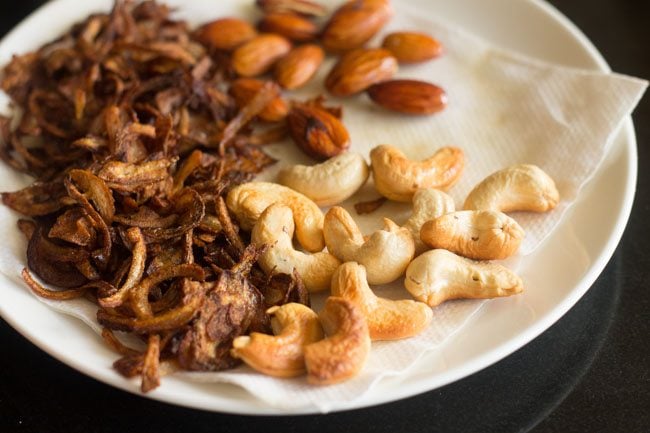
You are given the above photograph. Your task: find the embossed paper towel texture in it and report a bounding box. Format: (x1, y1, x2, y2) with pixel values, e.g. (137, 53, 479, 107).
(0, 1, 646, 413)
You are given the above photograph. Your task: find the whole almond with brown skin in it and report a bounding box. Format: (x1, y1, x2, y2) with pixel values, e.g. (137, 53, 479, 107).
(382, 32, 443, 64)
(195, 18, 257, 51)
(256, 0, 328, 17)
(367, 79, 448, 115)
(232, 34, 292, 77)
(325, 48, 398, 97)
(229, 78, 289, 122)
(274, 44, 324, 89)
(287, 103, 350, 160)
(258, 12, 319, 42)
(321, 0, 393, 53)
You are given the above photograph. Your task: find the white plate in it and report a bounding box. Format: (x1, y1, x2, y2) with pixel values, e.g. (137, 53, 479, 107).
(0, 0, 636, 415)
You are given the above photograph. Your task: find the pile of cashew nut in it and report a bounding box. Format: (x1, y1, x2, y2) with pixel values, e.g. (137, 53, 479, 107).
(226, 147, 560, 385)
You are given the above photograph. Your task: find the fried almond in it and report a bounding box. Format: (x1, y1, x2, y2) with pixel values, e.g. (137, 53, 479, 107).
(287, 102, 350, 160)
(258, 12, 319, 42)
(321, 0, 393, 53)
(367, 79, 448, 115)
(195, 18, 257, 51)
(325, 48, 397, 97)
(256, 0, 328, 17)
(232, 33, 292, 77)
(381, 31, 443, 64)
(274, 44, 324, 89)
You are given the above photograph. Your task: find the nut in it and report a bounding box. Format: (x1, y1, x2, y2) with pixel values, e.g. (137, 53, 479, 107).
(252, 204, 341, 292)
(277, 152, 369, 206)
(403, 188, 456, 255)
(231, 303, 324, 377)
(321, 0, 393, 53)
(258, 12, 319, 42)
(325, 48, 398, 97)
(274, 44, 324, 90)
(324, 206, 414, 285)
(404, 249, 523, 307)
(304, 297, 371, 385)
(232, 33, 292, 77)
(367, 79, 448, 115)
(229, 78, 289, 122)
(381, 32, 443, 64)
(256, 0, 328, 17)
(331, 262, 433, 341)
(420, 210, 525, 260)
(370, 144, 464, 202)
(287, 102, 350, 160)
(226, 181, 325, 252)
(463, 164, 560, 213)
(195, 18, 257, 51)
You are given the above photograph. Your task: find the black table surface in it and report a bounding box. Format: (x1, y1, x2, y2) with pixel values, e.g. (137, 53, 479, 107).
(0, 1, 648, 432)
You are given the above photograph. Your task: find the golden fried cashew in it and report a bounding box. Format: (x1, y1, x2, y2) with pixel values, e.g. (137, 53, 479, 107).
(277, 153, 370, 207)
(403, 188, 456, 255)
(464, 164, 560, 212)
(226, 181, 325, 252)
(231, 303, 324, 377)
(324, 206, 414, 285)
(370, 144, 464, 202)
(404, 249, 523, 307)
(331, 262, 432, 341)
(252, 204, 341, 292)
(304, 297, 371, 385)
(420, 210, 524, 260)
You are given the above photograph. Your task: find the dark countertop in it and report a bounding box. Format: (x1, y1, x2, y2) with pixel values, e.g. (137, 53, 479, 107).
(0, 1, 648, 432)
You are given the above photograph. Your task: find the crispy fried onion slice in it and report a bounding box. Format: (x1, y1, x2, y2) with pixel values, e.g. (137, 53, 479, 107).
(261, 269, 310, 308)
(98, 227, 146, 308)
(130, 263, 205, 318)
(97, 157, 177, 191)
(49, 207, 96, 246)
(218, 81, 280, 155)
(172, 149, 203, 193)
(104, 328, 178, 392)
(1, 180, 68, 216)
(97, 278, 207, 334)
(141, 188, 205, 241)
(177, 245, 269, 371)
(64, 171, 113, 268)
(141, 334, 161, 392)
(113, 206, 178, 229)
(22, 267, 115, 300)
(26, 226, 89, 288)
(66, 169, 115, 223)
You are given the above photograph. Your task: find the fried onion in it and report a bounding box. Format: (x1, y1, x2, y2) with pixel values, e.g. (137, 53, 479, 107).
(0, 0, 306, 393)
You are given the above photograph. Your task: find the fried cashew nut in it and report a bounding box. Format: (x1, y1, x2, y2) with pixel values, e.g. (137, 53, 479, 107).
(304, 297, 371, 385)
(252, 204, 341, 292)
(370, 144, 464, 202)
(420, 210, 524, 260)
(231, 303, 324, 377)
(464, 164, 560, 212)
(277, 153, 370, 207)
(226, 181, 325, 252)
(331, 262, 432, 341)
(324, 206, 414, 285)
(403, 188, 456, 255)
(404, 249, 523, 307)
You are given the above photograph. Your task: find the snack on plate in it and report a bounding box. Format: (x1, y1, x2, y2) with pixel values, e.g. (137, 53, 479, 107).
(0, 0, 558, 390)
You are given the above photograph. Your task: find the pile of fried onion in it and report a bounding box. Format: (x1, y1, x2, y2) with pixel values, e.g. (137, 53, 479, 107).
(0, 0, 309, 392)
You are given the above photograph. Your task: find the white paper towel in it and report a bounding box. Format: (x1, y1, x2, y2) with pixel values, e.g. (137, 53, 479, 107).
(0, 0, 646, 413)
